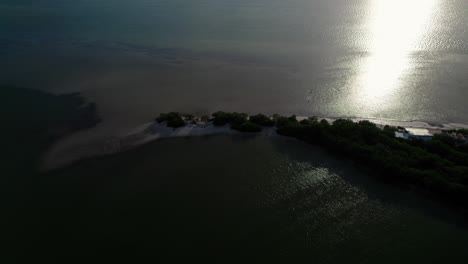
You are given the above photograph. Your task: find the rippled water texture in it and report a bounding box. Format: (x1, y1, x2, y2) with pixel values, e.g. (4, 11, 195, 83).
(37, 136, 468, 260)
(1, 0, 467, 133)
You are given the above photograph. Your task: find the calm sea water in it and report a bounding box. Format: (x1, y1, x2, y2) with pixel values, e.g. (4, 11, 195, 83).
(2, 2, 468, 258)
(28, 136, 468, 260)
(1, 0, 468, 133)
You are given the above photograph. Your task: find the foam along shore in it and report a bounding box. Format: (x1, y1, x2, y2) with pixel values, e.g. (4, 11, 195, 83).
(305, 116, 468, 133)
(41, 114, 468, 171)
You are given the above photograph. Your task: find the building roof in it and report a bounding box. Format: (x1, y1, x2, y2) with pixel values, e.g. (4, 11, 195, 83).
(405, 128, 432, 137)
(395, 132, 409, 139)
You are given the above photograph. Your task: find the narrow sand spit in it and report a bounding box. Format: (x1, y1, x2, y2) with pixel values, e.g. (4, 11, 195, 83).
(40, 121, 277, 171)
(41, 117, 468, 171)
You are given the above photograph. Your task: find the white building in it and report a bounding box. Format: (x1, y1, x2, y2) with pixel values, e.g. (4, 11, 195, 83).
(395, 131, 409, 140)
(395, 128, 433, 141)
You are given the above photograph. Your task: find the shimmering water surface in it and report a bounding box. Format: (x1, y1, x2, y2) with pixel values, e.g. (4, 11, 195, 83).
(1, 0, 468, 134)
(36, 136, 468, 260)
(2, 1, 468, 258)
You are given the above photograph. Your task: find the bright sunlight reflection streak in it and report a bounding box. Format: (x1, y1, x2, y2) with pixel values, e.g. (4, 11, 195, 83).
(353, 0, 438, 113)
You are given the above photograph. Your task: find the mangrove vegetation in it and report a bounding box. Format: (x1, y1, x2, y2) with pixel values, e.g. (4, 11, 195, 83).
(156, 111, 468, 207)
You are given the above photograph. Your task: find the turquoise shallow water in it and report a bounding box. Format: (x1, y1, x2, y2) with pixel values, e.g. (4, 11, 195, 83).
(21, 136, 467, 260)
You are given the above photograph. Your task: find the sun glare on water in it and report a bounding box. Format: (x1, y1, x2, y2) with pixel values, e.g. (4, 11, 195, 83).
(352, 0, 439, 114)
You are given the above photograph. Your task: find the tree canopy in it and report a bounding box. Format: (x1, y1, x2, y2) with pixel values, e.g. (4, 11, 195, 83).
(153, 110, 468, 206)
(156, 112, 186, 128)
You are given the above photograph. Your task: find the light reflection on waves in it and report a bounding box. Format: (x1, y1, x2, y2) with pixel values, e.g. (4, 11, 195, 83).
(351, 0, 439, 115)
(258, 160, 398, 245)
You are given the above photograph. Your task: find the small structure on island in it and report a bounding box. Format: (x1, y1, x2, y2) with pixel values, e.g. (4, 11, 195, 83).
(394, 131, 409, 140)
(395, 127, 433, 141)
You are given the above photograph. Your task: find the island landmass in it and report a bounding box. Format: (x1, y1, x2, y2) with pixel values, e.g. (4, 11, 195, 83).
(148, 111, 468, 208)
(2, 86, 467, 209)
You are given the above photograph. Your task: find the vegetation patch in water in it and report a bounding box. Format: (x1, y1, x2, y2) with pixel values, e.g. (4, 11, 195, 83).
(156, 110, 468, 207)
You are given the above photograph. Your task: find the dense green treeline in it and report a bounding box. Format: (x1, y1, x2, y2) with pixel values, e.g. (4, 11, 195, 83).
(155, 112, 186, 128)
(274, 116, 468, 205)
(157, 111, 264, 132)
(156, 111, 468, 206)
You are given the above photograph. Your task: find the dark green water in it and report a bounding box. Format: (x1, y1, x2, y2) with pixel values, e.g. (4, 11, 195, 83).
(22, 135, 468, 260)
